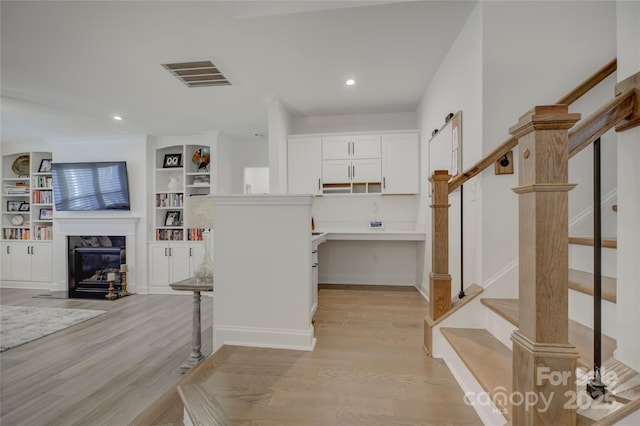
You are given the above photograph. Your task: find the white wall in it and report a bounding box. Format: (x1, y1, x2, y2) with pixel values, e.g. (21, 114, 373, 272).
(614, 0, 640, 373)
(417, 3, 483, 298)
(480, 0, 617, 284)
(291, 112, 417, 135)
(212, 195, 315, 351)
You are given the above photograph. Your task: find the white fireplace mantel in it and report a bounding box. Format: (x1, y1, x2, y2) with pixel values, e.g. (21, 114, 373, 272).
(55, 216, 141, 236)
(54, 215, 142, 293)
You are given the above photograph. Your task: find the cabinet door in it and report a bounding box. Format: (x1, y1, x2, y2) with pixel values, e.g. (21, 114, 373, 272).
(382, 133, 419, 194)
(321, 136, 351, 160)
(11, 242, 32, 281)
(149, 243, 170, 287)
(169, 243, 191, 283)
(288, 137, 322, 195)
(30, 242, 53, 282)
(352, 159, 381, 183)
(1, 243, 12, 281)
(189, 243, 205, 274)
(322, 160, 351, 184)
(351, 135, 381, 159)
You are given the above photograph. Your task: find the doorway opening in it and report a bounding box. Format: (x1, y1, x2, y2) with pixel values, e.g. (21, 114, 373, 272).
(243, 167, 269, 194)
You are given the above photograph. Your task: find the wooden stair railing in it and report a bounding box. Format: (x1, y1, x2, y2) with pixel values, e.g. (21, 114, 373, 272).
(448, 58, 618, 194)
(427, 61, 639, 322)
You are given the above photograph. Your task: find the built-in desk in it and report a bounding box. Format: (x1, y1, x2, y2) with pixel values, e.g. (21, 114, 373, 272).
(314, 229, 426, 286)
(318, 229, 426, 241)
(169, 277, 213, 371)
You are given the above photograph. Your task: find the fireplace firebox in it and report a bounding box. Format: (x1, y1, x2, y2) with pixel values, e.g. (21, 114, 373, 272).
(68, 236, 125, 299)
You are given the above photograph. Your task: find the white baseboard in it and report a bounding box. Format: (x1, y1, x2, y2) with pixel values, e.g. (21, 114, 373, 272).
(213, 324, 316, 353)
(0, 281, 52, 291)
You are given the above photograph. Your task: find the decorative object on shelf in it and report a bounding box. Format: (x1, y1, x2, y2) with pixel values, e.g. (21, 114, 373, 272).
(38, 159, 52, 173)
(11, 155, 29, 176)
(39, 208, 53, 220)
(167, 176, 182, 192)
(19, 202, 30, 211)
(10, 215, 24, 226)
(192, 147, 210, 172)
(192, 175, 209, 185)
(105, 272, 118, 300)
(188, 195, 214, 284)
(119, 264, 128, 297)
(164, 210, 181, 226)
(163, 153, 182, 168)
(7, 201, 21, 212)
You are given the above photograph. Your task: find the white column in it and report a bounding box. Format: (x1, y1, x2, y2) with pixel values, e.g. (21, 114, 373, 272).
(267, 97, 292, 194)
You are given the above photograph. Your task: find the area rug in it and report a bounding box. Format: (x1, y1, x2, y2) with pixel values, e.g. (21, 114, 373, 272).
(0, 305, 106, 352)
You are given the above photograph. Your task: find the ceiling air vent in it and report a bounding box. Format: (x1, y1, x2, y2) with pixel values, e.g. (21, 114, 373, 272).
(162, 60, 231, 88)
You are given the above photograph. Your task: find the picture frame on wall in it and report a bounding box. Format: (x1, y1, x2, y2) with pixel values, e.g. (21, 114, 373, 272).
(38, 159, 52, 173)
(165, 210, 181, 227)
(163, 153, 182, 168)
(7, 201, 21, 212)
(39, 208, 53, 220)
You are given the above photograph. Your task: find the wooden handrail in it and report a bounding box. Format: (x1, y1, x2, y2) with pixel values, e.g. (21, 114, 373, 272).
(557, 58, 617, 105)
(448, 59, 617, 193)
(568, 87, 636, 158)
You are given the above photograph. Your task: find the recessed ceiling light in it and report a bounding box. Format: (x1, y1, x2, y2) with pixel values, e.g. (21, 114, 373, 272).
(112, 115, 123, 121)
(346, 79, 355, 86)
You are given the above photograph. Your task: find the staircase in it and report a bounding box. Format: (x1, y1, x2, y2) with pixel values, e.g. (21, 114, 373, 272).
(427, 235, 640, 425)
(424, 62, 640, 425)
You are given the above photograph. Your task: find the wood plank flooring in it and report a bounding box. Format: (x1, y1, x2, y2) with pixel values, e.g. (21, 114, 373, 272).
(175, 285, 481, 425)
(1, 286, 482, 425)
(0, 288, 213, 426)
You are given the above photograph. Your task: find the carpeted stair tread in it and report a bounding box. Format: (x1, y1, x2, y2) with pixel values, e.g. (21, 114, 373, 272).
(441, 327, 512, 420)
(569, 269, 616, 303)
(481, 298, 616, 369)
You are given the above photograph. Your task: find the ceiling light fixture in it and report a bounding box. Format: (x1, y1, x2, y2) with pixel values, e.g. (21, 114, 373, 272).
(346, 79, 355, 86)
(112, 115, 123, 121)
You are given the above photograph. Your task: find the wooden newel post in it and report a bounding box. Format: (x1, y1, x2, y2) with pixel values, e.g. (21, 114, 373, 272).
(429, 170, 452, 320)
(509, 105, 581, 425)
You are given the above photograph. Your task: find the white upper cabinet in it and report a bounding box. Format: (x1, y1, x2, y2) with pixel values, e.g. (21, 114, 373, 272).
(287, 131, 418, 195)
(287, 137, 322, 195)
(382, 133, 420, 194)
(322, 135, 381, 160)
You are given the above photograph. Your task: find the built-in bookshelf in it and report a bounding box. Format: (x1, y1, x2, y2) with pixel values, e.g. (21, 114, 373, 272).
(2, 152, 54, 241)
(154, 145, 212, 241)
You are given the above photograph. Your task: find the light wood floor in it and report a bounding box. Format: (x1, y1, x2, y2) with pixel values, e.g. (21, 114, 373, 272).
(0, 288, 213, 426)
(1, 286, 482, 425)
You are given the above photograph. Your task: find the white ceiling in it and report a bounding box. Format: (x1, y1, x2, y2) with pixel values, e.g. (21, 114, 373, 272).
(0, 0, 476, 144)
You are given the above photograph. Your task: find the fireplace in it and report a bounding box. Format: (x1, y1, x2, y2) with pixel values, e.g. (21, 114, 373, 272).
(68, 236, 125, 298)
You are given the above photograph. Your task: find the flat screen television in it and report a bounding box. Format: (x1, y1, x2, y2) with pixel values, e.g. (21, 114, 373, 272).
(51, 161, 131, 211)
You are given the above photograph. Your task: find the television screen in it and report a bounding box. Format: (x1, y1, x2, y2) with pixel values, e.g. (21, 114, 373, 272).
(51, 161, 131, 211)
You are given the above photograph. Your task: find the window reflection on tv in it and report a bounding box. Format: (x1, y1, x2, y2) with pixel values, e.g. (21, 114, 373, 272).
(51, 161, 131, 211)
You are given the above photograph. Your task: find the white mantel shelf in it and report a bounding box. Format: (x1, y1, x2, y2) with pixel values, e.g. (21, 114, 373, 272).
(55, 216, 141, 235)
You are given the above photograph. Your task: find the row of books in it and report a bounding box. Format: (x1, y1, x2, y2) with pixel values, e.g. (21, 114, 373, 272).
(33, 190, 53, 204)
(4, 183, 29, 195)
(34, 225, 53, 240)
(34, 175, 53, 189)
(155, 193, 184, 208)
(187, 228, 209, 241)
(156, 229, 184, 241)
(3, 228, 30, 240)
